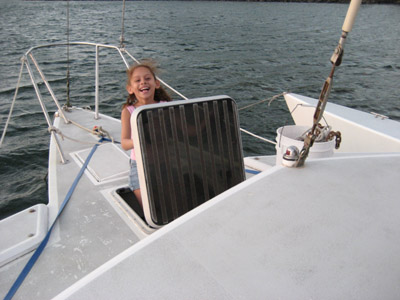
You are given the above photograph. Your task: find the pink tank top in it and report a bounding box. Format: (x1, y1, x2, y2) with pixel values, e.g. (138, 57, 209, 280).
(126, 105, 136, 160)
(126, 101, 167, 160)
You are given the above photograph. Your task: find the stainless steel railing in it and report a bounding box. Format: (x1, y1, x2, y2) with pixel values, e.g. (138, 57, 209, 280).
(2, 42, 188, 163)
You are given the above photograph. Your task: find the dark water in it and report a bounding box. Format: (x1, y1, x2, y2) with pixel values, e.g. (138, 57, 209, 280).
(0, 1, 399, 219)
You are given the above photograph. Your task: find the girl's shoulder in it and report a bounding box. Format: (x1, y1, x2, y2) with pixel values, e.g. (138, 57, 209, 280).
(125, 105, 135, 114)
(124, 101, 169, 114)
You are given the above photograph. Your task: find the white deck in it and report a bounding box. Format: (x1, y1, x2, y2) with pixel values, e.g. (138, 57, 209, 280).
(0, 204, 47, 267)
(2, 100, 400, 299)
(0, 108, 146, 299)
(55, 153, 400, 299)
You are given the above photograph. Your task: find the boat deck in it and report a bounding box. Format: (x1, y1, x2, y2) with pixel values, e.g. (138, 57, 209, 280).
(55, 153, 400, 299)
(1, 108, 146, 299)
(2, 103, 400, 299)
(0, 105, 261, 299)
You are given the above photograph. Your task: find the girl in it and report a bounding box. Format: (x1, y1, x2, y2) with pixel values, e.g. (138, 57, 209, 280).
(121, 61, 172, 207)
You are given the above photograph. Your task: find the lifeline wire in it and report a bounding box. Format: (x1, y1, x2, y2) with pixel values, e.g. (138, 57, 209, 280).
(120, 0, 126, 48)
(66, 0, 71, 107)
(0, 61, 25, 148)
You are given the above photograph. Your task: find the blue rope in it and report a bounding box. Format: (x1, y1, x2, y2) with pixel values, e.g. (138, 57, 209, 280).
(102, 137, 120, 144)
(4, 138, 103, 300)
(245, 169, 261, 175)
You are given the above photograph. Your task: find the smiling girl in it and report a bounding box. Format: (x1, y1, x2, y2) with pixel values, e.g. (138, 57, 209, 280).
(121, 60, 172, 207)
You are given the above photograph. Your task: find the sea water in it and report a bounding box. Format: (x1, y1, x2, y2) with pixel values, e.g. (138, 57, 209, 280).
(0, 1, 399, 219)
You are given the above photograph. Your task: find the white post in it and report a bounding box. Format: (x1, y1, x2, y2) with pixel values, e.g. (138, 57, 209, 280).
(95, 45, 100, 119)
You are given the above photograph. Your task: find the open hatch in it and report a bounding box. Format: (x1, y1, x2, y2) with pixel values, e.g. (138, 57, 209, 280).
(131, 96, 245, 228)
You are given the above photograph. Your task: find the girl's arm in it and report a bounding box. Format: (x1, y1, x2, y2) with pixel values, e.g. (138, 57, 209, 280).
(121, 107, 133, 151)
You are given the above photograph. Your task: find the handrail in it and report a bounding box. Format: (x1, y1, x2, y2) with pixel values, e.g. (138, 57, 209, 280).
(2, 42, 188, 162)
(28, 53, 69, 124)
(22, 42, 185, 119)
(1, 41, 279, 160)
(23, 53, 68, 164)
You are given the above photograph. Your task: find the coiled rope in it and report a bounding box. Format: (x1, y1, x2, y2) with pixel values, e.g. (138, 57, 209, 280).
(48, 125, 117, 146)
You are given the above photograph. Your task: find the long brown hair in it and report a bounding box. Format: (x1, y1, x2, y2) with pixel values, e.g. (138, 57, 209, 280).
(123, 60, 172, 109)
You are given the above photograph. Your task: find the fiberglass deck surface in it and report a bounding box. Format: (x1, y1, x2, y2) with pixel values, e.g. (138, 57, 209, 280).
(0, 108, 141, 300)
(56, 153, 400, 299)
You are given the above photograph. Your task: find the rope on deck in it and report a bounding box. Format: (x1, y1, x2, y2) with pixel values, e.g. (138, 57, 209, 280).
(4, 138, 104, 300)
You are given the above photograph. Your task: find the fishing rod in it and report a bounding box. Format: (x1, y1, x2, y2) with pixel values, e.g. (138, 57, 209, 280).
(295, 0, 362, 168)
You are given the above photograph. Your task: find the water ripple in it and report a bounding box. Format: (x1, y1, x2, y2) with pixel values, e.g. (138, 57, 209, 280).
(0, 1, 399, 219)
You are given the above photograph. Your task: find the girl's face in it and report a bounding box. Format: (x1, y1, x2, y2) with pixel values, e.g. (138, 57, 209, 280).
(127, 66, 160, 104)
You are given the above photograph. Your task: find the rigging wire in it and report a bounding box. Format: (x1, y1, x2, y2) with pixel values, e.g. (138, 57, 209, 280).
(66, 0, 71, 107)
(0, 61, 25, 148)
(120, 0, 126, 49)
(237, 93, 286, 146)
